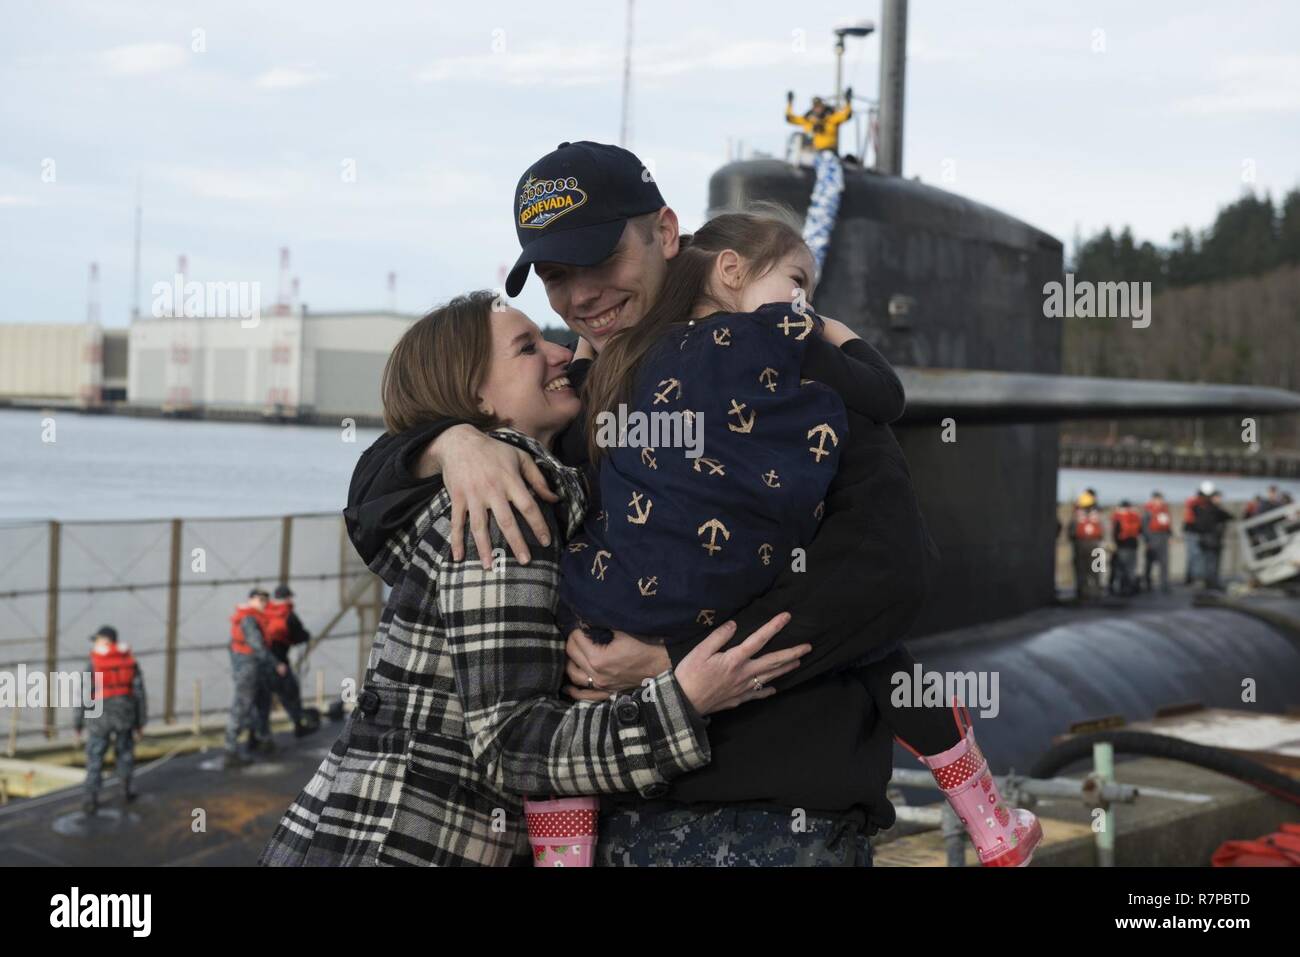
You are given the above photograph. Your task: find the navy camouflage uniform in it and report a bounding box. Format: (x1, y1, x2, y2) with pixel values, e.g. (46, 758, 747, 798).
(596, 803, 873, 866)
(226, 605, 276, 755)
(255, 606, 308, 736)
(75, 645, 146, 804)
(1141, 502, 1172, 593)
(255, 660, 303, 737)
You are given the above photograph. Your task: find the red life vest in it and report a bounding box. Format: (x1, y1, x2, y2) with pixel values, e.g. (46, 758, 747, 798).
(90, 644, 137, 700)
(1114, 508, 1142, 542)
(1144, 500, 1171, 532)
(230, 605, 267, 655)
(1183, 495, 1199, 526)
(263, 600, 293, 650)
(1074, 516, 1103, 541)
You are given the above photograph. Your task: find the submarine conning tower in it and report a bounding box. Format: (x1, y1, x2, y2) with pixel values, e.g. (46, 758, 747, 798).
(708, 159, 1067, 635)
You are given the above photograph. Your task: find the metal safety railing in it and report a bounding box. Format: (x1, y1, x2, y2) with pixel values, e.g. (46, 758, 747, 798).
(0, 511, 385, 744)
(890, 742, 1212, 866)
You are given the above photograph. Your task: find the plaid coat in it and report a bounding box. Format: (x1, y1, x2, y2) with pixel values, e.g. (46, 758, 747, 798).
(260, 428, 711, 867)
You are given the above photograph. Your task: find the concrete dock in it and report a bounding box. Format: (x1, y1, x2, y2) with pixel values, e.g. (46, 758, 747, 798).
(0, 724, 331, 866)
(876, 754, 1300, 866)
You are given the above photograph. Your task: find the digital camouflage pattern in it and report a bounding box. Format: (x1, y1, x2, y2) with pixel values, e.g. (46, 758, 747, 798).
(595, 805, 873, 867)
(82, 697, 141, 800)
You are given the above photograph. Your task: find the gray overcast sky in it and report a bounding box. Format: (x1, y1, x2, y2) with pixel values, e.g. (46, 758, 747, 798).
(3, 0, 1298, 329)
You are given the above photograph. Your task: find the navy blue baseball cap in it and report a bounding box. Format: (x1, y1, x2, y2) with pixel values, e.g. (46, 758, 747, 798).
(505, 141, 665, 297)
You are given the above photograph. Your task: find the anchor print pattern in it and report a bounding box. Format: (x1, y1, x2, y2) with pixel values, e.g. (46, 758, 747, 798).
(558, 302, 848, 645)
(627, 491, 652, 525)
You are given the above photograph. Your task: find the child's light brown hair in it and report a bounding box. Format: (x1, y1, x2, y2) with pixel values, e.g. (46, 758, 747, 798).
(582, 210, 807, 462)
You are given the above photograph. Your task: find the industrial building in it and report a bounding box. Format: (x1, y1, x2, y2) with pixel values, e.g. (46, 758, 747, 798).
(1, 246, 585, 422)
(126, 308, 419, 422)
(2, 308, 574, 424)
(0, 322, 127, 406)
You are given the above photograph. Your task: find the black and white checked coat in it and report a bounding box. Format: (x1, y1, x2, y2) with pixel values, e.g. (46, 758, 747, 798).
(260, 428, 711, 866)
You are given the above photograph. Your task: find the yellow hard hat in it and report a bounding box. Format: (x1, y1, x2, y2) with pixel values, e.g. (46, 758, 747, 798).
(1077, 492, 1096, 508)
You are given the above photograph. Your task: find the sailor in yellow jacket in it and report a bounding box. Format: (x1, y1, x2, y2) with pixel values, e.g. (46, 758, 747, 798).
(786, 89, 852, 274)
(786, 89, 852, 154)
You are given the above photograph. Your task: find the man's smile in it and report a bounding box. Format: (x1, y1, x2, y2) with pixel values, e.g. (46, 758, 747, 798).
(577, 299, 629, 336)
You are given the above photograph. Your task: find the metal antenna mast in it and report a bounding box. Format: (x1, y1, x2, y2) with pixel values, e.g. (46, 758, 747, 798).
(619, 0, 634, 148)
(87, 262, 100, 325)
(876, 0, 908, 176)
(131, 177, 142, 321)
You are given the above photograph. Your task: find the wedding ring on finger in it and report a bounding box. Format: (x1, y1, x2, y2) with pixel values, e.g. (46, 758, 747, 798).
(586, 673, 595, 689)
(752, 678, 763, 692)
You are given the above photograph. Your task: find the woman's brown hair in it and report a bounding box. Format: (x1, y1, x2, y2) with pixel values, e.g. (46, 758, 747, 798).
(380, 289, 502, 434)
(582, 209, 808, 462)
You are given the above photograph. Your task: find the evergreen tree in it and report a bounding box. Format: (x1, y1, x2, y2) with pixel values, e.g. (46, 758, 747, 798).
(1199, 192, 1278, 280)
(1279, 188, 1300, 266)
(1166, 227, 1202, 287)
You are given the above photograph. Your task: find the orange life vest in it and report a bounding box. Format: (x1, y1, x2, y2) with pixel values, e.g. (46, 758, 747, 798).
(1144, 500, 1171, 532)
(90, 644, 137, 700)
(230, 605, 267, 655)
(1114, 508, 1142, 542)
(1074, 516, 1103, 541)
(1183, 495, 1199, 526)
(263, 600, 293, 650)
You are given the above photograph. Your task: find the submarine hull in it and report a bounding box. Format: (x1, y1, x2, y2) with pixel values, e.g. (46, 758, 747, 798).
(898, 598, 1300, 775)
(710, 159, 1065, 634)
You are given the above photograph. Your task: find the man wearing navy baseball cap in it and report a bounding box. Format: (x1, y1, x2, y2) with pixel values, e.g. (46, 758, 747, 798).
(345, 140, 893, 867)
(505, 141, 679, 350)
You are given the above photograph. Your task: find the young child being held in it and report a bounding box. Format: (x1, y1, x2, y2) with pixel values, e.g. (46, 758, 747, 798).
(546, 212, 1040, 867)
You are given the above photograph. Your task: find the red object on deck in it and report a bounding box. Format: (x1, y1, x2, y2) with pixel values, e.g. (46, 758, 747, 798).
(1212, 823, 1300, 866)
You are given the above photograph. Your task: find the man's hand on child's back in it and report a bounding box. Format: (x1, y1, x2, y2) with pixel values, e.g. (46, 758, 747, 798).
(424, 425, 560, 569)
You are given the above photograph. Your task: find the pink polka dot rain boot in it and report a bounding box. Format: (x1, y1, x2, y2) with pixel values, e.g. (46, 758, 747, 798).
(898, 700, 1042, 867)
(524, 796, 600, 867)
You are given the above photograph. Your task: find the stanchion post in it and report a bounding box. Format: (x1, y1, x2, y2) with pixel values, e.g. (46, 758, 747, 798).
(279, 515, 293, 586)
(192, 679, 201, 737)
(1094, 742, 1116, 867)
(164, 518, 182, 723)
(45, 520, 61, 739)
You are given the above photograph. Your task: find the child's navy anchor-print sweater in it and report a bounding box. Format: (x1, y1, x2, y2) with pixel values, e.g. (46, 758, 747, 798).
(559, 302, 848, 647)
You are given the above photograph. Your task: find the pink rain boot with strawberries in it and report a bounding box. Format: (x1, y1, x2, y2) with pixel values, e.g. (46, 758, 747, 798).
(898, 700, 1042, 867)
(524, 796, 600, 867)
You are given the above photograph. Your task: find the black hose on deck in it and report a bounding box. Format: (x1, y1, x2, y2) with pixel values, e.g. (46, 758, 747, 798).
(1029, 730, 1300, 807)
